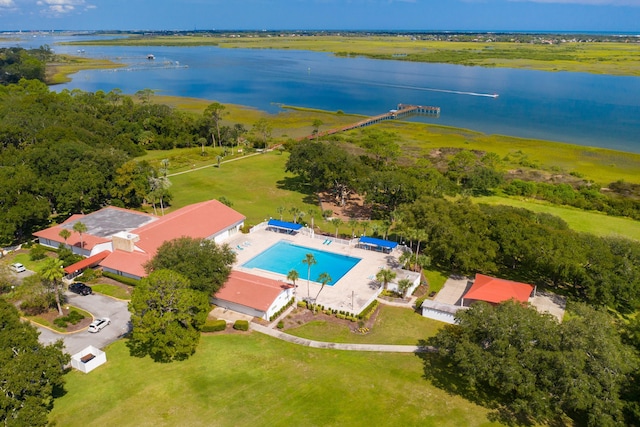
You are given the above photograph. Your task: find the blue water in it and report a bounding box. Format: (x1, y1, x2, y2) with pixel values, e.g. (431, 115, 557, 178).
(4, 34, 640, 153)
(242, 241, 361, 285)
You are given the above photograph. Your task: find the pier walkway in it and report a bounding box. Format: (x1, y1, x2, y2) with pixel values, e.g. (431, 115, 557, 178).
(300, 103, 440, 141)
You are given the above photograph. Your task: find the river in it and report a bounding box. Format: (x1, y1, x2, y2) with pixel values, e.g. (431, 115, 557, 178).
(5, 33, 640, 153)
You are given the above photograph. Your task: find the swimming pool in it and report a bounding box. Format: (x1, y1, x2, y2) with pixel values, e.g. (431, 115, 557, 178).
(242, 241, 361, 285)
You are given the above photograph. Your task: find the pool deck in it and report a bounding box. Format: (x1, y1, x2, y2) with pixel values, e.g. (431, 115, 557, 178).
(229, 230, 400, 314)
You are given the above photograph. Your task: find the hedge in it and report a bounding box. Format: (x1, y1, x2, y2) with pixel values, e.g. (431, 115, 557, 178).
(102, 271, 141, 287)
(358, 299, 379, 321)
(202, 319, 227, 332)
(233, 320, 249, 331)
(269, 297, 295, 321)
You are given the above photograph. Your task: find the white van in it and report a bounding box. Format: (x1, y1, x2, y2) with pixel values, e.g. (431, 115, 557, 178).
(10, 263, 26, 273)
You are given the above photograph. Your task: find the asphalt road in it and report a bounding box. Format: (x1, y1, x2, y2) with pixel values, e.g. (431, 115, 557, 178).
(37, 292, 131, 356)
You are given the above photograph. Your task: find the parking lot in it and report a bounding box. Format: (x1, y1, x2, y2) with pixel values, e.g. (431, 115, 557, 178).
(37, 292, 131, 355)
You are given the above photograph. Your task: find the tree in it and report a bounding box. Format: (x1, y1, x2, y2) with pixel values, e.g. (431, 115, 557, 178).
(312, 119, 323, 140)
(204, 102, 227, 147)
(348, 217, 358, 238)
(252, 118, 272, 149)
(40, 257, 64, 315)
(0, 299, 69, 426)
(302, 253, 317, 299)
(426, 301, 636, 426)
(72, 221, 87, 251)
(145, 237, 235, 295)
(314, 272, 332, 311)
(376, 268, 396, 291)
(397, 278, 413, 298)
(128, 269, 210, 362)
(287, 269, 299, 295)
(58, 228, 71, 247)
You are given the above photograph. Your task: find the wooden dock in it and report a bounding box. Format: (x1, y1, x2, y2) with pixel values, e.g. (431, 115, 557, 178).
(300, 104, 440, 141)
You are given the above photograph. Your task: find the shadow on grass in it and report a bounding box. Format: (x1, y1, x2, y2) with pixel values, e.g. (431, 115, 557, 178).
(414, 338, 540, 427)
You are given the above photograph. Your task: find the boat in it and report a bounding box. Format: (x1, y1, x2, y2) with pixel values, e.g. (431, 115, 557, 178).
(147, 54, 155, 60)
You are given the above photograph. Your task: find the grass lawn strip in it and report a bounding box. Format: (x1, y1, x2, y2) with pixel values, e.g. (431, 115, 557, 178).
(286, 305, 443, 345)
(475, 195, 640, 241)
(50, 334, 499, 427)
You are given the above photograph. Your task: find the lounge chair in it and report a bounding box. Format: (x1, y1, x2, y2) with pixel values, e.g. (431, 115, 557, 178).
(236, 245, 244, 250)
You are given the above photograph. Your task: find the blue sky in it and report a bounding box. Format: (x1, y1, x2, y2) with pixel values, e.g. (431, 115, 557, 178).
(0, 0, 639, 32)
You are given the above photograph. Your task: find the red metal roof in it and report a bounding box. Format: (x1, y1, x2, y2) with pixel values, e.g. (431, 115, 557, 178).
(463, 274, 534, 304)
(64, 251, 111, 274)
(132, 199, 246, 257)
(215, 271, 293, 312)
(99, 250, 150, 278)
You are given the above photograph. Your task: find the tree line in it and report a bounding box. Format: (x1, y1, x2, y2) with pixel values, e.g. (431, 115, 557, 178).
(0, 78, 266, 245)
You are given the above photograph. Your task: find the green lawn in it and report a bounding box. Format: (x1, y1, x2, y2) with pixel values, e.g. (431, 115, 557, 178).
(90, 283, 131, 300)
(475, 195, 640, 241)
(286, 305, 444, 345)
(166, 151, 318, 227)
(50, 333, 499, 427)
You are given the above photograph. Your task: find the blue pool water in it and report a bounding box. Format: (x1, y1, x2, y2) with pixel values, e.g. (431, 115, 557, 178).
(242, 241, 361, 285)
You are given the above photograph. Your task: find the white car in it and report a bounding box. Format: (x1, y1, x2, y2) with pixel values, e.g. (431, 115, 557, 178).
(88, 318, 111, 333)
(10, 263, 26, 273)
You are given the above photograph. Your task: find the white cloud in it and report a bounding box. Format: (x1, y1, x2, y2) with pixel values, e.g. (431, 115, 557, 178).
(35, 0, 93, 15)
(0, 0, 15, 8)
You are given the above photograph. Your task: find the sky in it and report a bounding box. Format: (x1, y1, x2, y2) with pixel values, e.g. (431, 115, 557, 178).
(0, 0, 639, 33)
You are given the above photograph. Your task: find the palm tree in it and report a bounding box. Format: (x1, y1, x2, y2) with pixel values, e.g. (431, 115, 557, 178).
(302, 253, 317, 299)
(276, 206, 285, 221)
(410, 228, 428, 271)
(58, 229, 71, 248)
(314, 272, 332, 312)
(332, 218, 343, 239)
(376, 268, 397, 291)
(348, 217, 358, 238)
(287, 269, 299, 295)
(41, 257, 65, 315)
(397, 278, 413, 298)
(72, 221, 87, 252)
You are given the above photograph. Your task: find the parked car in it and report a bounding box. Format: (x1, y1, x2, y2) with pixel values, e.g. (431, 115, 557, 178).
(88, 318, 110, 333)
(69, 282, 93, 296)
(10, 263, 26, 273)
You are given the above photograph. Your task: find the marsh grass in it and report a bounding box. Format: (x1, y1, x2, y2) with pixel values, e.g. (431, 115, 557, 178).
(67, 35, 640, 76)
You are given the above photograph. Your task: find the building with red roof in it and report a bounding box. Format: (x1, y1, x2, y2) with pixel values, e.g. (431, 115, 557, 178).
(212, 271, 294, 321)
(35, 200, 245, 280)
(461, 274, 535, 306)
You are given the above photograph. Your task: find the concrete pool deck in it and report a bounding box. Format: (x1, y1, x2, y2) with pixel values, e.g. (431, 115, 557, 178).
(229, 229, 401, 314)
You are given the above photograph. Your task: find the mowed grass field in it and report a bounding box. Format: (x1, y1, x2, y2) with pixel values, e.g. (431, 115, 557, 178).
(49, 333, 500, 427)
(475, 195, 640, 241)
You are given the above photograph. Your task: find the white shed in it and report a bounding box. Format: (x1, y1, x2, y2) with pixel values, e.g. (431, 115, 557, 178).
(71, 345, 107, 373)
(421, 300, 468, 324)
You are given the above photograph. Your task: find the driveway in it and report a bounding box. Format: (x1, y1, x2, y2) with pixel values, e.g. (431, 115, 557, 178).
(37, 292, 131, 355)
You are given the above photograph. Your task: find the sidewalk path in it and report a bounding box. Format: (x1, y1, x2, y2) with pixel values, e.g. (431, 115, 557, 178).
(250, 323, 435, 353)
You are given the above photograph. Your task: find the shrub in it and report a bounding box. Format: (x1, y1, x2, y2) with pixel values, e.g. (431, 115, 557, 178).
(297, 301, 307, 308)
(277, 321, 284, 329)
(66, 310, 85, 324)
(415, 296, 427, 309)
(80, 268, 100, 282)
(54, 318, 68, 328)
(202, 319, 227, 332)
(233, 320, 249, 331)
(29, 245, 46, 261)
(359, 299, 379, 321)
(102, 271, 140, 287)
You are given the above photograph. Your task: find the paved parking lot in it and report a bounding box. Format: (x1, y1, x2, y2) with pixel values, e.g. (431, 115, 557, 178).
(37, 292, 131, 355)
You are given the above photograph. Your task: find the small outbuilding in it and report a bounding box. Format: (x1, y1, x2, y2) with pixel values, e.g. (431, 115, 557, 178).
(421, 300, 468, 324)
(461, 274, 535, 307)
(71, 345, 107, 373)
